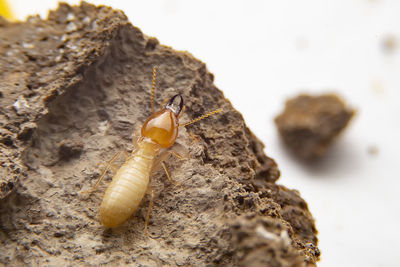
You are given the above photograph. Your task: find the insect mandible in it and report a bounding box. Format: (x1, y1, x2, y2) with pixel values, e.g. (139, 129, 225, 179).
(88, 67, 222, 230)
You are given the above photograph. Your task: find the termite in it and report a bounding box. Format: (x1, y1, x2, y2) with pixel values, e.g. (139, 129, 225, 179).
(89, 67, 222, 230)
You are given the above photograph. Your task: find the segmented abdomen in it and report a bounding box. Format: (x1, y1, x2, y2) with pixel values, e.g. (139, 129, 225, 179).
(99, 148, 155, 228)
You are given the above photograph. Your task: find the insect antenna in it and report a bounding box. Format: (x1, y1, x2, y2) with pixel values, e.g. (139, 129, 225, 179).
(151, 66, 157, 114)
(180, 108, 223, 127)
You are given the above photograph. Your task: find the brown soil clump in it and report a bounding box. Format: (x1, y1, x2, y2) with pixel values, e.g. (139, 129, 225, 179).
(0, 2, 319, 266)
(275, 93, 354, 160)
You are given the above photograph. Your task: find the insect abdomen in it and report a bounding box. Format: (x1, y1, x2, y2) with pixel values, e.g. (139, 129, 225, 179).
(99, 147, 155, 228)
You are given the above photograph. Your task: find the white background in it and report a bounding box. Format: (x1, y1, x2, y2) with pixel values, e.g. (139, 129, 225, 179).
(10, 1, 400, 266)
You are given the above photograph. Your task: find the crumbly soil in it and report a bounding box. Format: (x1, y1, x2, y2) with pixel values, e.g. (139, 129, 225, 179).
(0, 2, 319, 266)
(275, 93, 355, 160)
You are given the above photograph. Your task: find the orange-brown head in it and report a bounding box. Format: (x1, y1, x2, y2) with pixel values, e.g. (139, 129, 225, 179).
(141, 94, 184, 148)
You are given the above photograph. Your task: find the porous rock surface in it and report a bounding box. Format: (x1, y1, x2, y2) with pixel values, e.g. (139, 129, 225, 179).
(0, 2, 319, 266)
(275, 94, 354, 160)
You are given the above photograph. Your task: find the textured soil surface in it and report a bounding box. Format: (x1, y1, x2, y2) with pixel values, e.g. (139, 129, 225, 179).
(275, 94, 355, 160)
(0, 2, 319, 266)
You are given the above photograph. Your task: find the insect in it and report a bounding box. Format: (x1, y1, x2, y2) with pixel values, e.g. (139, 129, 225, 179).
(89, 67, 222, 230)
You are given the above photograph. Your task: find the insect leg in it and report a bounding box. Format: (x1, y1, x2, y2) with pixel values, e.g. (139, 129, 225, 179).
(169, 143, 189, 160)
(144, 188, 154, 236)
(151, 143, 188, 185)
(132, 124, 141, 149)
(97, 158, 124, 172)
(151, 149, 170, 173)
(82, 151, 121, 194)
(121, 150, 131, 161)
(161, 161, 181, 186)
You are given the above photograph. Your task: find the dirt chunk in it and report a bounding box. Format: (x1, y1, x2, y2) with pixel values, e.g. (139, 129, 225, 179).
(0, 2, 319, 266)
(275, 93, 354, 160)
(228, 215, 310, 267)
(58, 139, 84, 161)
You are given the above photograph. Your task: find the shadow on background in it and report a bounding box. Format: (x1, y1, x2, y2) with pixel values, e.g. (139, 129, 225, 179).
(279, 136, 362, 179)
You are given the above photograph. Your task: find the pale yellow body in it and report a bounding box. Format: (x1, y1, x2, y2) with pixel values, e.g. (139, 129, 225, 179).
(96, 68, 221, 229)
(99, 140, 161, 228)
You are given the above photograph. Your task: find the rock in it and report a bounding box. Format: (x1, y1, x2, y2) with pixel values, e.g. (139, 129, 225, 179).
(275, 93, 355, 160)
(0, 2, 319, 266)
(58, 139, 84, 161)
